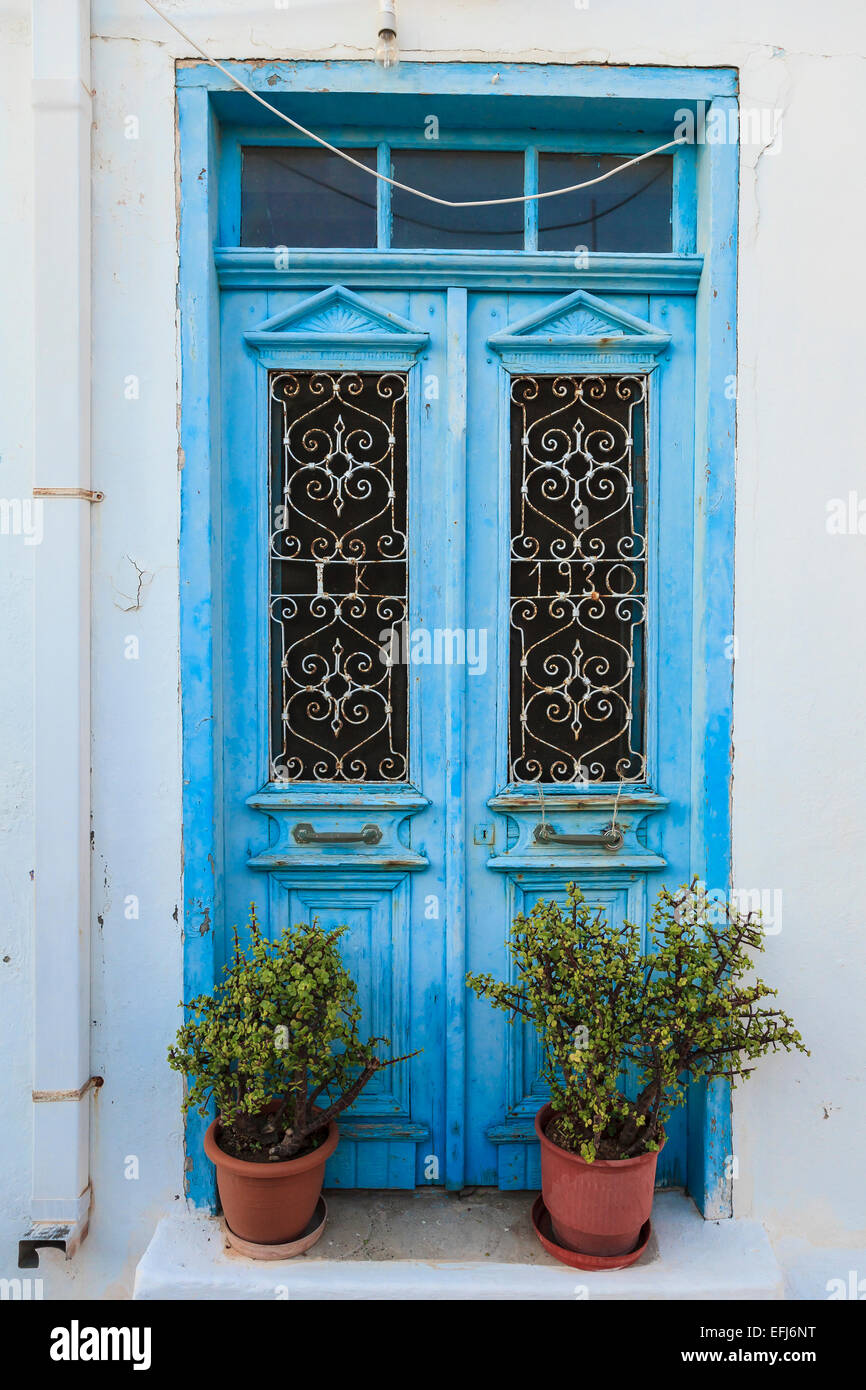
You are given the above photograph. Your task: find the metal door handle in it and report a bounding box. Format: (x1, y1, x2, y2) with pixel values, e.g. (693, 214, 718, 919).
(533, 823, 624, 851)
(292, 822, 382, 846)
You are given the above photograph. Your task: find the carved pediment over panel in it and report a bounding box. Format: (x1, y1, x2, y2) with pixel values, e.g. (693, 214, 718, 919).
(244, 285, 430, 363)
(488, 288, 670, 369)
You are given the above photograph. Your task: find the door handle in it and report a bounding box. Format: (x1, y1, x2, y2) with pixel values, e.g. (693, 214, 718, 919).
(292, 822, 382, 846)
(533, 823, 624, 852)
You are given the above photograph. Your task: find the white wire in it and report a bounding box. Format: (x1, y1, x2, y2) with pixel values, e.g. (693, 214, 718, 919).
(141, 0, 681, 209)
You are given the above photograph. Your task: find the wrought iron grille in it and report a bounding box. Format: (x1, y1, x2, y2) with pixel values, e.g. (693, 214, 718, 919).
(269, 370, 408, 782)
(509, 374, 647, 784)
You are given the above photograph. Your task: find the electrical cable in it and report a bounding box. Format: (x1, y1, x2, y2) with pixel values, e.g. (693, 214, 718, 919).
(141, 0, 682, 210)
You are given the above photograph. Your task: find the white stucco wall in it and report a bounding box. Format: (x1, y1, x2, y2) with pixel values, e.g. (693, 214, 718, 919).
(0, 0, 39, 1295)
(1, 0, 864, 1298)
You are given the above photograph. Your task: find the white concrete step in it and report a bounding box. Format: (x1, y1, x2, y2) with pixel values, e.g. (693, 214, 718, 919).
(134, 1189, 783, 1300)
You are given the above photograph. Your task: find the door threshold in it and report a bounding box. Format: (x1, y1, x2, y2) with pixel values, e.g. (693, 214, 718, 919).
(134, 1190, 783, 1300)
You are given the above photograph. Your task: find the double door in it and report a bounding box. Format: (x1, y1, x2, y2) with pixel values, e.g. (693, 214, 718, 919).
(219, 280, 694, 1188)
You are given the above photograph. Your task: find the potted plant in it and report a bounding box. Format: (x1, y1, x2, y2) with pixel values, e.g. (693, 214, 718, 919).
(169, 907, 412, 1247)
(467, 880, 807, 1266)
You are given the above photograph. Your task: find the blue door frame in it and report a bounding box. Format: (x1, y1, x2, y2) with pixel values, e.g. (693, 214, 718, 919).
(177, 59, 738, 1218)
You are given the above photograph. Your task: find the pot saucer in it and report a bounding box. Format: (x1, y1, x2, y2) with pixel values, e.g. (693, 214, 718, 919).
(531, 1195, 651, 1271)
(223, 1196, 328, 1261)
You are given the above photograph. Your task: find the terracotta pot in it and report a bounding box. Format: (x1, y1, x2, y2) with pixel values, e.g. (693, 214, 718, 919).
(535, 1103, 661, 1257)
(204, 1116, 338, 1245)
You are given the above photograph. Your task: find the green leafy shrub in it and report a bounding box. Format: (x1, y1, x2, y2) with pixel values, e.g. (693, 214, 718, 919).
(168, 907, 413, 1161)
(466, 880, 807, 1162)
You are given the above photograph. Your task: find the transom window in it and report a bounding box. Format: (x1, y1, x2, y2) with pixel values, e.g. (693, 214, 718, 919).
(240, 142, 673, 252)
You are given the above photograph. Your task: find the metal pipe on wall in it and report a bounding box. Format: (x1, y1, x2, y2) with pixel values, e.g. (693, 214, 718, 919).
(20, 0, 95, 1268)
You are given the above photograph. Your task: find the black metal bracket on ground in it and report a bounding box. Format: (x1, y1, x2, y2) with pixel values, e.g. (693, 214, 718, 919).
(18, 1218, 89, 1269)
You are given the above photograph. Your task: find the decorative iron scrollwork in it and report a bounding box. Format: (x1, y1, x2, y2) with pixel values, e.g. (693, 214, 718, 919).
(509, 374, 647, 784)
(269, 370, 408, 782)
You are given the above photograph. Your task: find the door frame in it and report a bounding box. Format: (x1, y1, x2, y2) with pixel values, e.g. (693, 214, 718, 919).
(177, 59, 738, 1217)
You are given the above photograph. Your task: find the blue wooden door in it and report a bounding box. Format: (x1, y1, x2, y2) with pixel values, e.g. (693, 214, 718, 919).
(463, 286, 694, 1189)
(219, 278, 694, 1190)
(219, 284, 455, 1187)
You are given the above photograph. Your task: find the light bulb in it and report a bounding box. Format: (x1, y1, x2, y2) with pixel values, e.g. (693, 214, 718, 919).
(375, 4, 399, 69)
(375, 28, 400, 69)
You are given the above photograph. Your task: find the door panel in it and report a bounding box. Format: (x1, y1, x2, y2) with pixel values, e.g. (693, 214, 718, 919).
(273, 871, 420, 1188)
(480, 874, 645, 1190)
